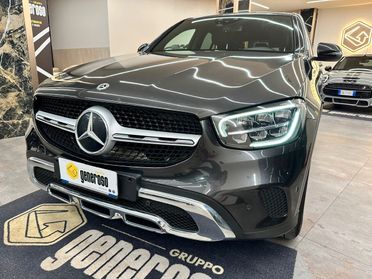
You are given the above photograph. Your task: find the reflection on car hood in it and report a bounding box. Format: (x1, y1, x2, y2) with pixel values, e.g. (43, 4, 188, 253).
(38, 52, 306, 118)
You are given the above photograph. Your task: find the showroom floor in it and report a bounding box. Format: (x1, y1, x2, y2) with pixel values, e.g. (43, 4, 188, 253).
(1, 114, 372, 278)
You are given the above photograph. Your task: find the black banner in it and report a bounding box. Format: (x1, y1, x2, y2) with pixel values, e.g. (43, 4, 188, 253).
(29, 0, 54, 83)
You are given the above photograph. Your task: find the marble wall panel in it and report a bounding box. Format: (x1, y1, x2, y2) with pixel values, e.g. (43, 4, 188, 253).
(0, 0, 33, 139)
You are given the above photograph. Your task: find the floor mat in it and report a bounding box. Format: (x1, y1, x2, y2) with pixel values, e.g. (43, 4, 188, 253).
(0, 190, 297, 279)
(322, 104, 372, 121)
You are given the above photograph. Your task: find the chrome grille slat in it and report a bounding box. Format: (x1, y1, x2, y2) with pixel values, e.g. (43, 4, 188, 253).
(36, 111, 76, 133)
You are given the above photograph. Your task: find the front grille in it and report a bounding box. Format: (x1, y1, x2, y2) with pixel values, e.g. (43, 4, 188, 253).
(324, 83, 372, 99)
(327, 83, 370, 90)
(33, 168, 198, 232)
(34, 95, 201, 166)
(259, 188, 288, 219)
(38, 123, 195, 166)
(34, 95, 202, 135)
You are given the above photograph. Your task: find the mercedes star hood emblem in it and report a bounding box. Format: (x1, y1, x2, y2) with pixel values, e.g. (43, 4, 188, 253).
(96, 83, 110, 91)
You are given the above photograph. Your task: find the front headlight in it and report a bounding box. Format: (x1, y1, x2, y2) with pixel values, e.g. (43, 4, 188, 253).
(321, 74, 329, 84)
(212, 99, 306, 149)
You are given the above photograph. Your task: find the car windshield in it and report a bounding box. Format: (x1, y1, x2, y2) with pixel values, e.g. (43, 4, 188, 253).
(333, 56, 372, 71)
(151, 15, 295, 54)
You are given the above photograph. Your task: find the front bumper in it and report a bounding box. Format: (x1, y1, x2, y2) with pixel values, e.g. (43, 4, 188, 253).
(27, 156, 235, 242)
(321, 82, 372, 108)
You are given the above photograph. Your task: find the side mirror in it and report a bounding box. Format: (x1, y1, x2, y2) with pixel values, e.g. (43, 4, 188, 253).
(315, 43, 342, 62)
(138, 43, 149, 53)
(324, 66, 332, 72)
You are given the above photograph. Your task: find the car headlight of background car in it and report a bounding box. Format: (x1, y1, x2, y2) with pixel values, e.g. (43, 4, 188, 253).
(212, 99, 307, 149)
(321, 74, 329, 84)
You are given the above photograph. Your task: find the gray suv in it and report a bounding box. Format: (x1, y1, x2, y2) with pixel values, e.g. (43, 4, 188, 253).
(26, 13, 341, 241)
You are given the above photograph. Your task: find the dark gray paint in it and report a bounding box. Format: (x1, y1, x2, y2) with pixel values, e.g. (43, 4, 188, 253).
(38, 52, 316, 118)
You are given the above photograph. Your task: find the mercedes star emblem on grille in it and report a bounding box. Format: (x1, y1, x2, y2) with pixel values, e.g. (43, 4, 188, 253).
(96, 83, 110, 91)
(75, 107, 115, 155)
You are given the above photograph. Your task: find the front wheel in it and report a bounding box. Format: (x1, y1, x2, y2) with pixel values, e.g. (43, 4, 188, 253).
(283, 177, 308, 240)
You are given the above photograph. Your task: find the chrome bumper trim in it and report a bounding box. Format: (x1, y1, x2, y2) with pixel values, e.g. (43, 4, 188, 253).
(139, 188, 236, 240)
(48, 183, 167, 235)
(27, 157, 235, 241)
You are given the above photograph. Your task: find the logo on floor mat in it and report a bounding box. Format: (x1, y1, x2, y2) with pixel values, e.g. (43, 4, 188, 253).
(3, 204, 86, 246)
(40, 229, 222, 279)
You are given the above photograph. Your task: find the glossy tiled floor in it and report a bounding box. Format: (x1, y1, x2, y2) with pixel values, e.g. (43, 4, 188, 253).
(1, 114, 372, 278)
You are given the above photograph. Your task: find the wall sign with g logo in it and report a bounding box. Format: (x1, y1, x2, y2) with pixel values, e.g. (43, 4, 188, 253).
(341, 21, 372, 52)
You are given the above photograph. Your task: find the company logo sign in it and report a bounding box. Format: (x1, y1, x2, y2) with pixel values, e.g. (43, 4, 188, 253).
(341, 21, 372, 52)
(4, 204, 86, 246)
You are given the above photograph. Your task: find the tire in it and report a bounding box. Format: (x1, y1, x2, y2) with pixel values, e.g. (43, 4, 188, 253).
(283, 177, 308, 240)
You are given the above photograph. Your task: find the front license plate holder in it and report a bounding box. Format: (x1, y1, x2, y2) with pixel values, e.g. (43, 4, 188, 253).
(338, 89, 356, 97)
(58, 158, 118, 199)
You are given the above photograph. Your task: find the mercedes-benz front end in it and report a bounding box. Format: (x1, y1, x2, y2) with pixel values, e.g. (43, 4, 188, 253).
(26, 13, 341, 241)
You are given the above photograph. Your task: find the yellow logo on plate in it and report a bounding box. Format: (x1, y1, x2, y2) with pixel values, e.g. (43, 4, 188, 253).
(66, 162, 79, 180)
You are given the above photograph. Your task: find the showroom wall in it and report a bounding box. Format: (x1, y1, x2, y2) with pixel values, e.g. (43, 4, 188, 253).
(313, 4, 372, 58)
(0, 0, 34, 139)
(107, 0, 216, 56)
(48, 0, 110, 70)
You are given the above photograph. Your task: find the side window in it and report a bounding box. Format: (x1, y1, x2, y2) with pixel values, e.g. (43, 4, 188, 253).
(296, 17, 311, 54)
(201, 33, 213, 50)
(164, 29, 196, 50)
(294, 17, 306, 52)
(296, 19, 302, 51)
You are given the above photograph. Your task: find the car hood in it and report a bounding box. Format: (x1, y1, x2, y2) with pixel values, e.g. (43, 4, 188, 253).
(327, 70, 372, 86)
(38, 52, 305, 118)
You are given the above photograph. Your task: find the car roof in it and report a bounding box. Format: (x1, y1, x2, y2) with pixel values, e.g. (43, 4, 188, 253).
(190, 12, 297, 21)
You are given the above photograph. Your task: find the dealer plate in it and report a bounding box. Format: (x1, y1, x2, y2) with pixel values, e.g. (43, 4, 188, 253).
(338, 89, 356, 96)
(58, 158, 118, 198)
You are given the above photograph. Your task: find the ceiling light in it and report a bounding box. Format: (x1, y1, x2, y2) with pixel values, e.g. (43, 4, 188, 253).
(251, 1, 270, 10)
(306, 0, 336, 3)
